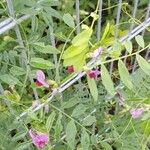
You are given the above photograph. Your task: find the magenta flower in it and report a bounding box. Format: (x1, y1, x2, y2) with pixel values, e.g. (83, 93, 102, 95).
(29, 129, 49, 149)
(130, 108, 144, 119)
(67, 65, 74, 73)
(88, 69, 100, 79)
(91, 47, 102, 58)
(35, 70, 49, 88)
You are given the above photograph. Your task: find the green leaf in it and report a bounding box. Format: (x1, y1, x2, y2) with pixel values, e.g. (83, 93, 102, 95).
(87, 76, 98, 102)
(12, 131, 27, 141)
(66, 120, 77, 149)
(81, 129, 90, 150)
(101, 65, 115, 96)
(71, 104, 86, 117)
(54, 113, 63, 140)
(63, 13, 75, 28)
(110, 41, 122, 58)
(135, 35, 145, 48)
(100, 22, 110, 42)
(118, 59, 133, 90)
(0, 74, 22, 86)
(136, 54, 150, 75)
(63, 54, 86, 71)
(82, 115, 96, 126)
(10, 66, 26, 76)
(44, 7, 62, 19)
(100, 141, 113, 150)
(46, 111, 56, 132)
(124, 40, 132, 54)
(30, 57, 55, 70)
(33, 42, 60, 54)
(62, 44, 88, 59)
(62, 98, 80, 109)
(72, 28, 92, 46)
(15, 141, 32, 150)
(4, 90, 21, 102)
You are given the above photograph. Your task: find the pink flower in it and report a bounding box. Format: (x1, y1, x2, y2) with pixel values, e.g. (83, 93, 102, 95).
(88, 69, 100, 79)
(35, 70, 49, 88)
(91, 47, 102, 58)
(67, 65, 74, 73)
(29, 129, 49, 149)
(130, 108, 144, 119)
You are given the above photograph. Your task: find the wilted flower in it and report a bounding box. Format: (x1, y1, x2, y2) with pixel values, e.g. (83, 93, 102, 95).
(32, 100, 40, 108)
(29, 129, 49, 149)
(88, 69, 100, 79)
(44, 104, 49, 114)
(91, 47, 102, 58)
(35, 70, 49, 88)
(67, 65, 74, 73)
(130, 108, 144, 119)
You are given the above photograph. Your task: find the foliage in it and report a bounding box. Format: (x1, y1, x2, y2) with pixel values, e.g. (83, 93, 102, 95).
(0, 0, 150, 150)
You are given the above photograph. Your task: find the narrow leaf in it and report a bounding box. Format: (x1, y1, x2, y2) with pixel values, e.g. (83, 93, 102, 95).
(101, 65, 115, 96)
(101, 22, 110, 42)
(66, 120, 77, 149)
(71, 104, 87, 117)
(81, 129, 90, 150)
(82, 116, 96, 126)
(33, 42, 60, 54)
(30, 57, 55, 70)
(10, 66, 26, 76)
(63, 13, 75, 28)
(46, 111, 56, 132)
(87, 76, 98, 102)
(135, 35, 145, 48)
(72, 28, 92, 46)
(54, 113, 63, 140)
(0, 74, 22, 86)
(100, 141, 113, 150)
(62, 98, 80, 109)
(124, 40, 132, 54)
(136, 54, 150, 75)
(118, 59, 133, 90)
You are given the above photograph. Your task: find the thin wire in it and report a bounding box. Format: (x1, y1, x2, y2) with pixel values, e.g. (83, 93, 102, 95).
(110, 0, 122, 74)
(16, 17, 150, 120)
(0, 14, 30, 35)
(124, 0, 139, 63)
(132, 2, 150, 73)
(6, 0, 39, 100)
(75, 0, 80, 34)
(97, 0, 103, 42)
(0, 17, 12, 29)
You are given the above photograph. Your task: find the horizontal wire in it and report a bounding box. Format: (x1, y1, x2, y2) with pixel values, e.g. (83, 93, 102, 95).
(0, 15, 30, 35)
(0, 17, 13, 29)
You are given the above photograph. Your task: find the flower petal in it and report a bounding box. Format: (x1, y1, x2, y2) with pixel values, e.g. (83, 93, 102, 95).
(36, 70, 49, 88)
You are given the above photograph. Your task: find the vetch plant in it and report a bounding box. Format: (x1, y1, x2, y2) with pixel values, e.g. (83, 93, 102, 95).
(29, 129, 49, 149)
(130, 108, 145, 119)
(35, 70, 49, 88)
(0, 0, 150, 150)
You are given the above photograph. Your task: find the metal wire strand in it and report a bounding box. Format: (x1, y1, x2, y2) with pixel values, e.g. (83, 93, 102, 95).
(97, 0, 103, 42)
(124, 0, 139, 64)
(75, 0, 80, 34)
(109, 0, 122, 74)
(16, 17, 150, 120)
(132, 2, 150, 73)
(6, 0, 39, 100)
